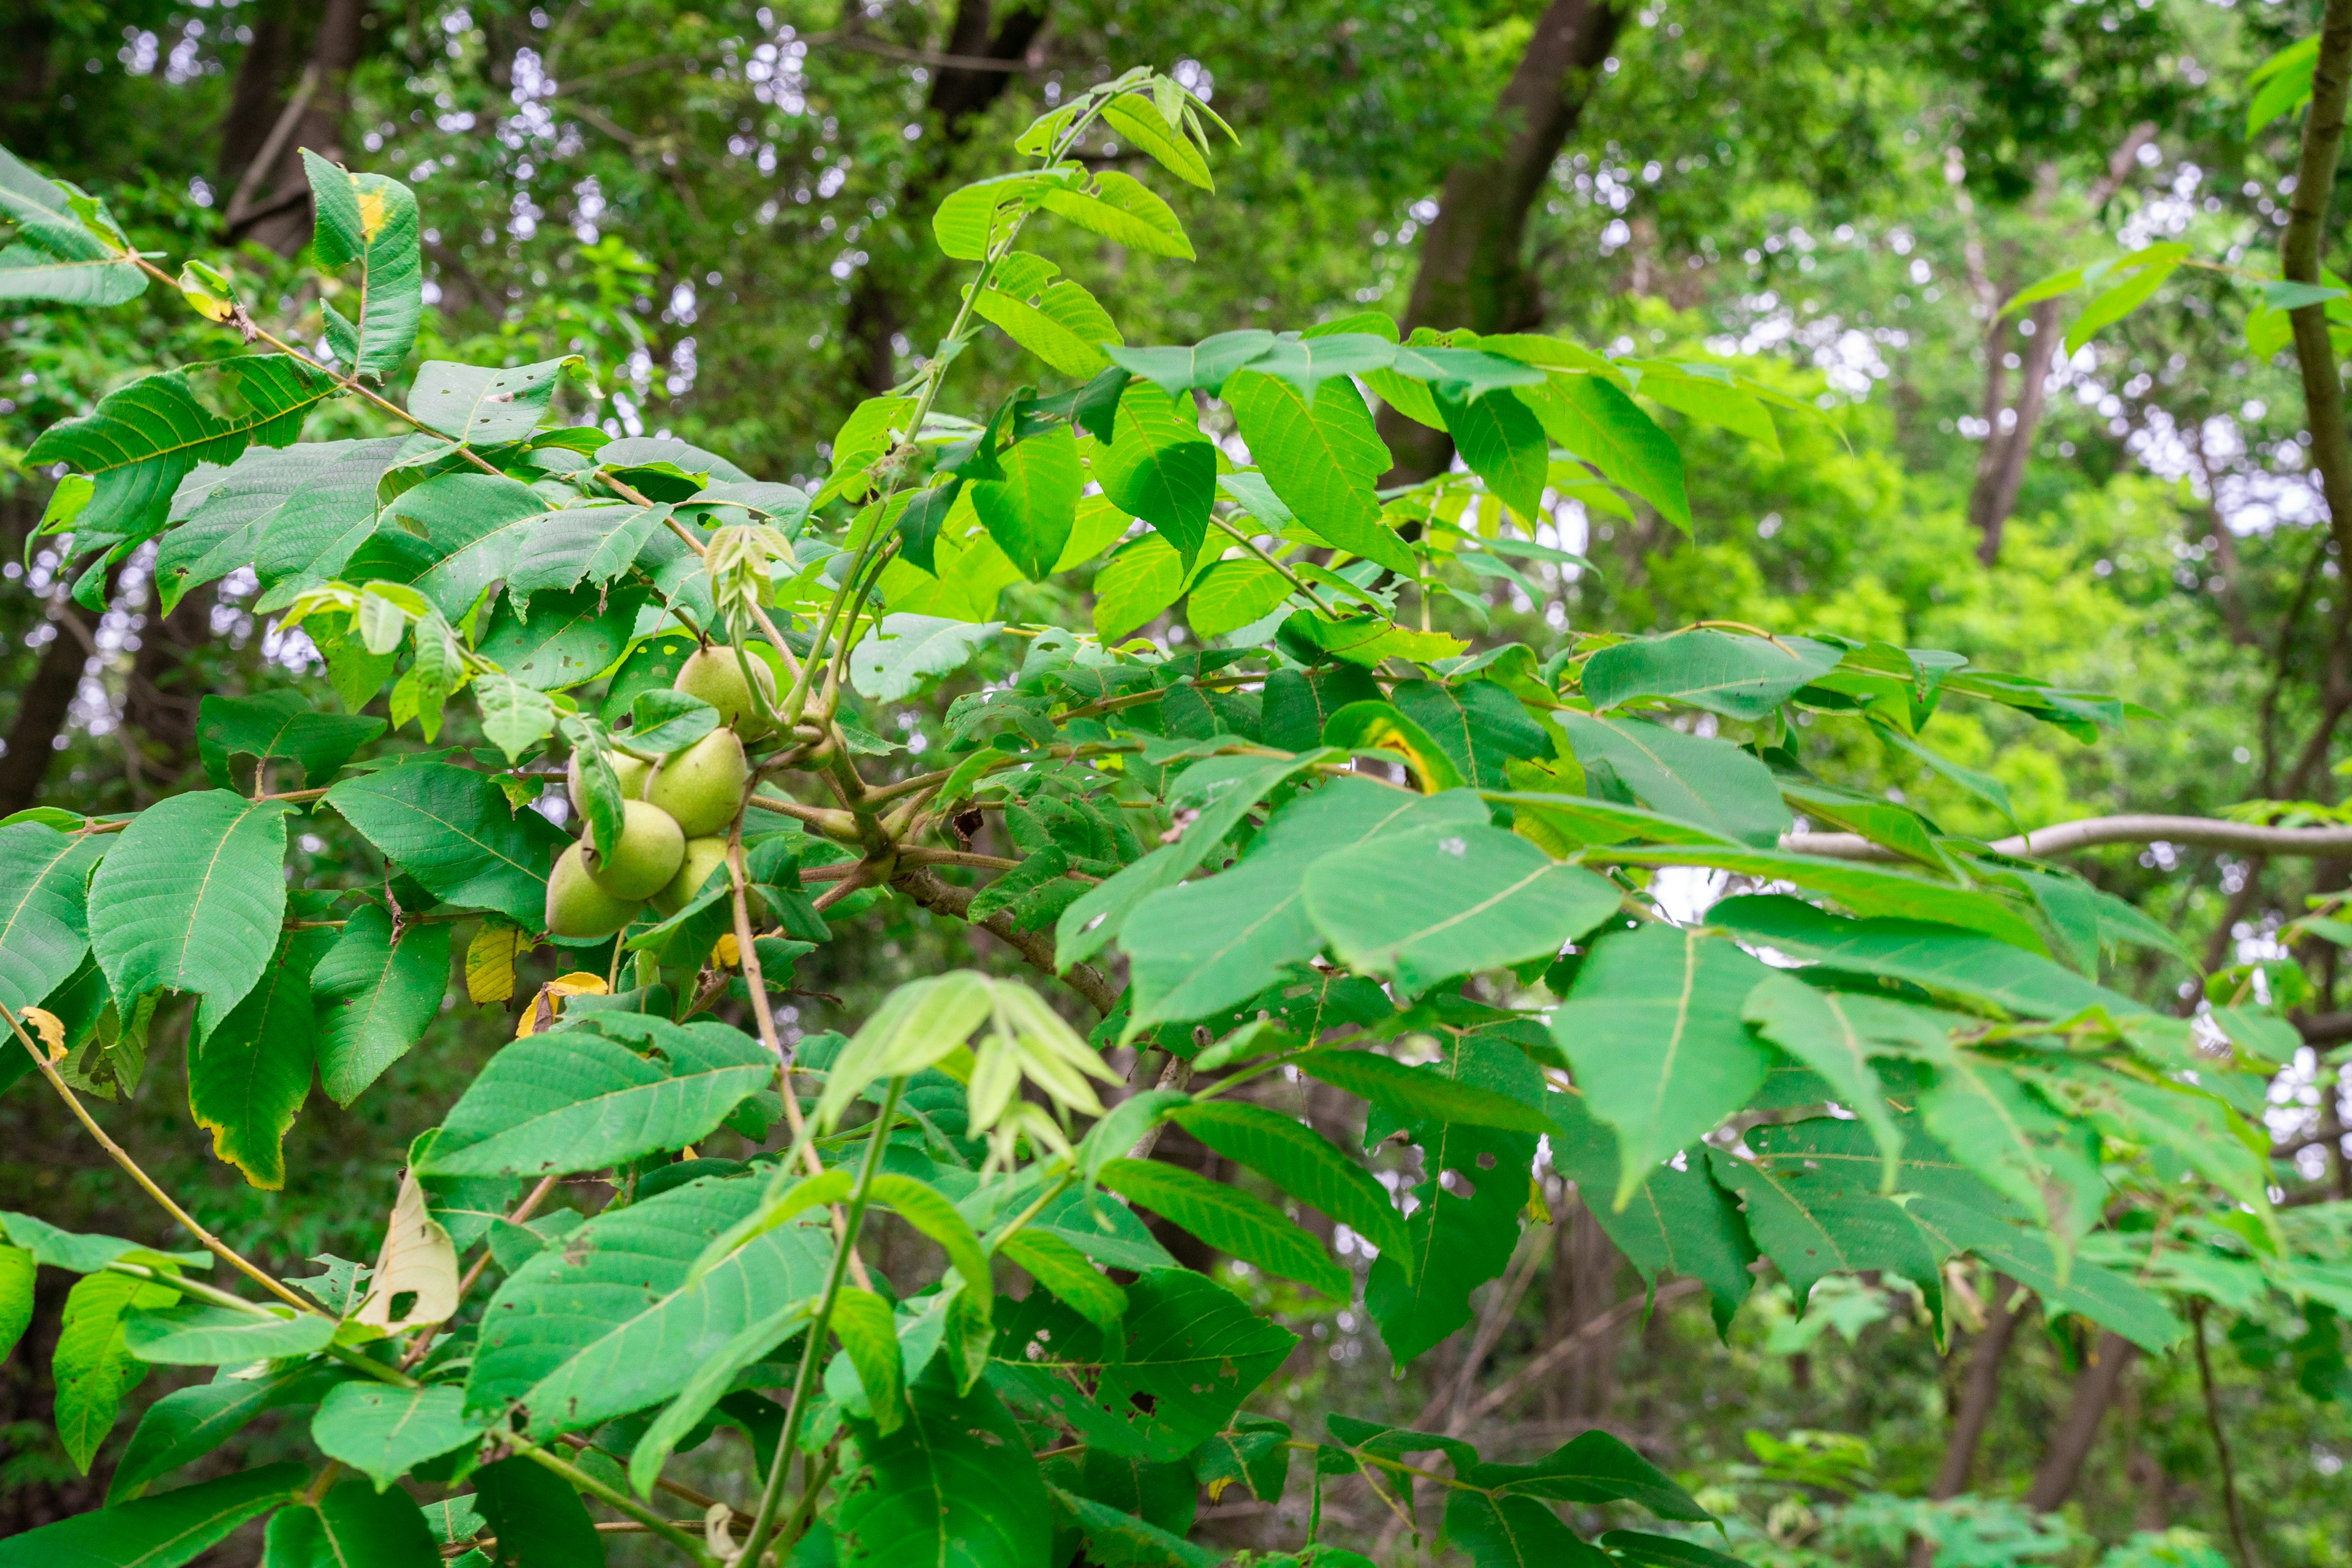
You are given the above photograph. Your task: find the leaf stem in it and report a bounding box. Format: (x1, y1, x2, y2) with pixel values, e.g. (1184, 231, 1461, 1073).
(1207, 512, 1338, 617)
(4, 1006, 315, 1314)
(511, 1433, 720, 1567)
(737, 1074, 908, 1566)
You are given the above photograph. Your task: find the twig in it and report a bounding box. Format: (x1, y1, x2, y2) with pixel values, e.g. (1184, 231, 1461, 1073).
(5, 1005, 315, 1314)
(1777, 814, 2352, 862)
(2191, 1300, 2261, 1568)
(1450, 1280, 1702, 1430)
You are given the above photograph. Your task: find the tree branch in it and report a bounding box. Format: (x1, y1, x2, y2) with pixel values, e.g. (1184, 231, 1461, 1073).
(2285, 0, 2352, 570)
(1779, 814, 2352, 862)
(892, 864, 1121, 1015)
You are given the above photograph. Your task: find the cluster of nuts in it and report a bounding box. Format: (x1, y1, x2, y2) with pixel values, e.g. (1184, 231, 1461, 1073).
(545, 646, 778, 938)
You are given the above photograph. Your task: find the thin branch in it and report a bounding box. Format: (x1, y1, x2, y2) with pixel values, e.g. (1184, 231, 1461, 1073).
(893, 864, 1123, 1015)
(1777, 815, 2352, 862)
(2285, 0, 2352, 569)
(1450, 1279, 1702, 1430)
(6, 1007, 315, 1313)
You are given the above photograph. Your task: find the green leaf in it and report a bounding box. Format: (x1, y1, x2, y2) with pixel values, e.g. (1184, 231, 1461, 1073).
(1441, 388, 1550, 522)
(0, 239, 146, 305)
(1583, 629, 1844, 721)
(1386, 678, 1551, 790)
(477, 586, 643, 694)
(0, 822, 106, 1015)
(1473, 1428, 1711, 1517)
(0, 1463, 305, 1568)
(1546, 1092, 1755, 1326)
(1106, 331, 1280, 398)
(1712, 1122, 1951, 1311)
(262, 1478, 441, 1568)
(1602, 1531, 1754, 1568)
(830, 1286, 906, 1433)
(1098, 96, 1214, 189)
(197, 693, 383, 792)
(868, 1173, 994, 1316)
(367, 472, 552, 620)
(311, 907, 452, 1106)
(24, 357, 338, 542)
(1060, 751, 1331, 969)
(813, 973, 996, 1128)
(0, 1213, 208, 1274)
(971, 424, 1082, 580)
(626, 689, 721, 754)
(1091, 533, 1187, 641)
(1602, 846, 2046, 954)
(311, 1382, 488, 1491)
(835, 1370, 1050, 1568)
(1304, 821, 1618, 996)
(472, 673, 562, 763)
(1097, 1158, 1350, 1299)
(1056, 1488, 1219, 1568)
(327, 762, 567, 929)
(503, 502, 674, 612)
(990, 1268, 1295, 1461)
(815, 395, 920, 505)
(1555, 714, 1791, 847)
(1361, 1035, 1542, 1366)
(932, 171, 1046, 261)
(1706, 894, 2139, 1020)
(2246, 34, 2319, 134)
(1188, 1415, 1291, 1505)
(971, 279, 1119, 377)
(1526, 375, 1689, 531)
(1168, 1101, 1408, 1262)
(110, 1363, 334, 1503)
(1185, 560, 1291, 639)
(0, 1243, 29, 1362)
(301, 153, 424, 380)
(1096, 382, 1215, 568)
(2064, 244, 2190, 355)
(467, 1175, 832, 1436)
(406, 358, 578, 445)
(1318, 701, 1466, 791)
(626, 1297, 813, 1496)
(1295, 1047, 1551, 1134)
(87, 790, 289, 1011)
(469, 1455, 605, 1568)
(421, 1014, 771, 1178)
(187, 927, 333, 1190)
(849, 613, 1004, 703)
(1551, 925, 1773, 1207)
(55, 1270, 179, 1472)
(1036, 171, 1195, 258)
(1738, 974, 1918, 1185)
(1918, 1056, 2102, 1244)
(1444, 1491, 1608, 1568)
(1224, 372, 1413, 574)
(997, 1231, 1126, 1331)
(122, 1302, 335, 1366)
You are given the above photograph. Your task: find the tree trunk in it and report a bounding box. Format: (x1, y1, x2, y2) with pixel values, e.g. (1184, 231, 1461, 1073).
(0, 610, 90, 816)
(1967, 124, 2155, 564)
(2024, 1330, 2137, 1512)
(1376, 0, 1626, 483)
(121, 585, 216, 799)
(1907, 1276, 2024, 1568)
(1540, 1194, 1624, 1423)
(843, 0, 1050, 394)
(221, 0, 372, 257)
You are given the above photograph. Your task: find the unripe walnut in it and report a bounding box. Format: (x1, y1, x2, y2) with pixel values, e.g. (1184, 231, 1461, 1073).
(674, 645, 778, 740)
(655, 835, 733, 916)
(546, 843, 642, 938)
(582, 799, 687, 900)
(646, 728, 749, 838)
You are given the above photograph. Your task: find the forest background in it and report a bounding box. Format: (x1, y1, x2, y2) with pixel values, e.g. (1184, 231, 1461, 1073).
(0, 1, 2346, 1564)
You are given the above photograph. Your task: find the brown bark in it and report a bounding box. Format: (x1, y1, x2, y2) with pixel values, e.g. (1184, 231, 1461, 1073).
(0, 610, 91, 816)
(1907, 1277, 2026, 1568)
(2284, 0, 2352, 572)
(845, 0, 1051, 394)
(891, 864, 1119, 1014)
(1541, 1196, 1625, 1422)
(2190, 1300, 2260, 1568)
(221, 0, 372, 256)
(1377, 0, 1626, 483)
(2024, 1330, 2137, 1512)
(1969, 125, 2156, 564)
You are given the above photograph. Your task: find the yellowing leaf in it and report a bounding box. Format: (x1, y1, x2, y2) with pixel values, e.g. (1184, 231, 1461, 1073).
(466, 924, 530, 1005)
(354, 1170, 459, 1332)
(712, 933, 741, 969)
(515, 971, 609, 1038)
(355, 187, 389, 239)
(18, 1006, 66, 1061)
